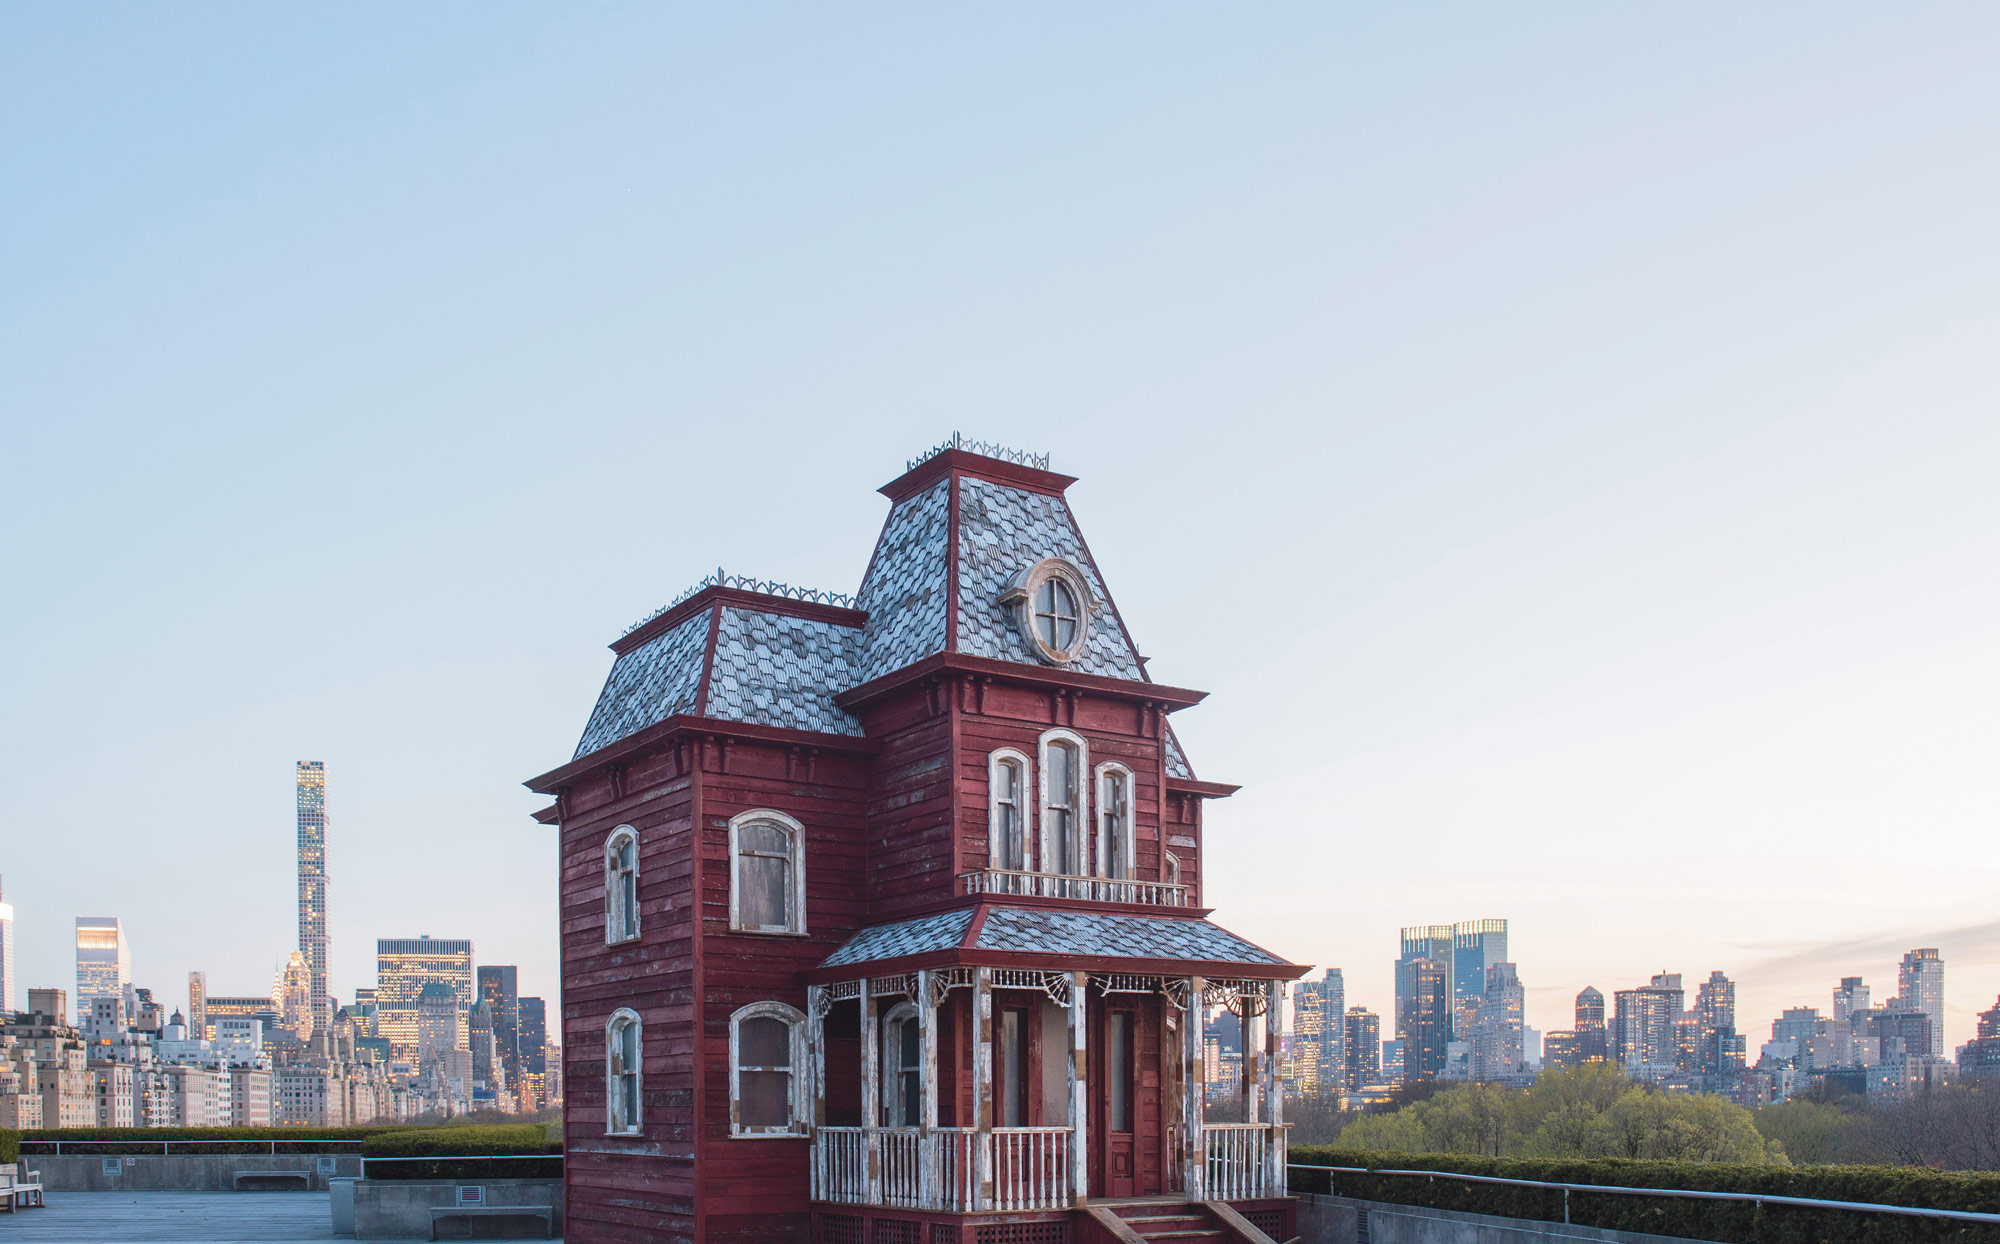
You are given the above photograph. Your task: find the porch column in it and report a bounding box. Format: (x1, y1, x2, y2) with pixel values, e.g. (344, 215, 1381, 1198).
(918, 969, 938, 1209)
(807, 985, 826, 1200)
(1068, 971, 1088, 1206)
(1183, 975, 1206, 1199)
(1242, 991, 1264, 1124)
(1264, 980, 1286, 1197)
(973, 966, 994, 1212)
(860, 977, 879, 1205)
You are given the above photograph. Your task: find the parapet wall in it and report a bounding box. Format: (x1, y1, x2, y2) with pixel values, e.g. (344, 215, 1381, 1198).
(1299, 1194, 1725, 1244)
(29, 1152, 362, 1191)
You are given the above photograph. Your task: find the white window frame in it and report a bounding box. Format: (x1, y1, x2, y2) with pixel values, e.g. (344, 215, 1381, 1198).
(988, 748, 1033, 872)
(606, 1008, 642, 1135)
(728, 809, 808, 935)
(605, 825, 640, 944)
(1164, 851, 1182, 888)
(1037, 728, 1089, 877)
(882, 1001, 924, 1128)
(1094, 762, 1135, 881)
(729, 1001, 808, 1138)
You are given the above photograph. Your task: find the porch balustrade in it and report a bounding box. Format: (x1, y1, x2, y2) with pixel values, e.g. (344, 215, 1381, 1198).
(990, 1126, 1070, 1212)
(958, 868, 1188, 906)
(1202, 1122, 1289, 1201)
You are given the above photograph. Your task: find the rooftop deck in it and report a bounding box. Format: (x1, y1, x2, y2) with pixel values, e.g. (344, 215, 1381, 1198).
(2, 1190, 564, 1244)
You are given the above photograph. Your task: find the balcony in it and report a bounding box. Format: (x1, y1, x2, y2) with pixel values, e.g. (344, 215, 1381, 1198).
(959, 868, 1188, 907)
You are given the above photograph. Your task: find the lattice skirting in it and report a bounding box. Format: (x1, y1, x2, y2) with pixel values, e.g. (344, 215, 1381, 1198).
(814, 1215, 1063, 1244)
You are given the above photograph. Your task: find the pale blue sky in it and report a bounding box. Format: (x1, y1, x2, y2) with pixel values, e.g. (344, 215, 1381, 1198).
(4, 5, 1997, 1048)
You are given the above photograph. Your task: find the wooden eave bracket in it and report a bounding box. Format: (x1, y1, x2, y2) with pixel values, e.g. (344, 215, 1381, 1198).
(834, 651, 1208, 714)
(1166, 777, 1240, 799)
(530, 803, 560, 825)
(523, 713, 879, 795)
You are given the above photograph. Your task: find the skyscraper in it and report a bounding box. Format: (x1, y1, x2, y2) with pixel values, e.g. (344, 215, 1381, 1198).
(1833, 976, 1870, 1022)
(1291, 969, 1344, 1097)
(1611, 973, 1683, 1075)
(0, 876, 14, 1015)
(75, 916, 130, 1003)
(1343, 1007, 1381, 1091)
(376, 937, 473, 1061)
(1397, 957, 1450, 1082)
(188, 971, 208, 1041)
(1898, 949, 1945, 1056)
(477, 965, 522, 1093)
(1575, 986, 1608, 1062)
(1473, 963, 1525, 1080)
(296, 761, 330, 1035)
(1396, 925, 1455, 1041)
(1452, 920, 1509, 1035)
(519, 996, 548, 1110)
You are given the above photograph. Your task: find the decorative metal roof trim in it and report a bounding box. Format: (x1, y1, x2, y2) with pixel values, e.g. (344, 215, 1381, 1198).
(906, 432, 1050, 474)
(622, 567, 860, 636)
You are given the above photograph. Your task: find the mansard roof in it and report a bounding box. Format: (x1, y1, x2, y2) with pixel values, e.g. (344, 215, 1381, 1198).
(811, 904, 1301, 980)
(565, 441, 1195, 768)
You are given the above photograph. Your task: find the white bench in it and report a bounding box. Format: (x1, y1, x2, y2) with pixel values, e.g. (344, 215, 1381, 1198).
(0, 1165, 46, 1211)
(428, 1203, 556, 1240)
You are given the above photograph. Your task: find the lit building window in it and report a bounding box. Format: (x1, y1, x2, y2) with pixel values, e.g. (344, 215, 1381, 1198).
(729, 810, 807, 935)
(730, 1002, 806, 1137)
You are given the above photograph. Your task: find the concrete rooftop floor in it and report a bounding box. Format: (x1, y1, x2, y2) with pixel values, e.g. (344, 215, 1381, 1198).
(1, 1190, 564, 1243)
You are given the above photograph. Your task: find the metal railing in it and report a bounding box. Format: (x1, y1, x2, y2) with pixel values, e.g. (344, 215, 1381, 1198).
(960, 868, 1188, 907)
(1290, 1163, 2000, 1227)
(26, 1139, 368, 1156)
(908, 433, 1050, 473)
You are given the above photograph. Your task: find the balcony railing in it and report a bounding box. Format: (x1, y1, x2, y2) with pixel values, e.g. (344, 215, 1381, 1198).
(960, 868, 1188, 907)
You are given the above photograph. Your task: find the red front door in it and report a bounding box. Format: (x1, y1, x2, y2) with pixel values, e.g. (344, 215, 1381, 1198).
(1091, 1002, 1137, 1197)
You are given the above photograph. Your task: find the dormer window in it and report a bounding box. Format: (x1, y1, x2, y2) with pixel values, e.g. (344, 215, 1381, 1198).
(1002, 559, 1097, 666)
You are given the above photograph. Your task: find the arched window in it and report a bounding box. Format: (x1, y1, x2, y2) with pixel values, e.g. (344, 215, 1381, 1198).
(605, 826, 639, 944)
(1095, 763, 1134, 882)
(606, 1008, 642, 1134)
(988, 749, 1031, 872)
(729, 810, 807, 935)
(883, 1002, 923, 1127)
(1038, 729, 1089, 877)
(730, 1001, 807, 1137)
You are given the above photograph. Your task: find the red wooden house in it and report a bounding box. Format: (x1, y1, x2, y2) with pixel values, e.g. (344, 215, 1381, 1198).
(528, 441, 1308, 1244)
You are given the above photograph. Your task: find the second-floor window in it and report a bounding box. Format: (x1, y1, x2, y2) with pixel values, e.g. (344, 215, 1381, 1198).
(730, 810, 807, 935)
(605, 826, 639, 943)
(989, 749, 1030, 871)
(1096, 764, 1133, 880)
(1038, 729, 1088, 876)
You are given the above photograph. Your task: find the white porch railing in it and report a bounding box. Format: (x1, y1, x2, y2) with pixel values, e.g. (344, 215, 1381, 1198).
(991, 1127, 1070, 1212)
(937, 1127, 977, 1212)
(809, 1125, 1072, 1211)
(811, 1125, 867, 1204)
(960, 868, 1188, 907)
(1203, 1122, 1288, 1200)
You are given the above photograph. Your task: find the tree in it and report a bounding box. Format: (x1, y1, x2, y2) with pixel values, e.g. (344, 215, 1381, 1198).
(1754, 1099, 1858, 1165)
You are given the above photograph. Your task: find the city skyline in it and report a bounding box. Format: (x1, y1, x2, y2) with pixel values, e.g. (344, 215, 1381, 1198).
(7, 7, 1999, 1052)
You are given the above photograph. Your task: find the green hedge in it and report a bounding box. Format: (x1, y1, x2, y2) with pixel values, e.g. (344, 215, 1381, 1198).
(0, 1129, 18, 1165)
(361, 1124, 561, 1182)
(1290, 1147, 2000, 1244)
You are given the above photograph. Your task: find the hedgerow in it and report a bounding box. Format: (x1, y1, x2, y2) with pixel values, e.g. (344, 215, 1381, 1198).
(361, 1124, 560, 1181)
(1290, 1147, 2000, 1244)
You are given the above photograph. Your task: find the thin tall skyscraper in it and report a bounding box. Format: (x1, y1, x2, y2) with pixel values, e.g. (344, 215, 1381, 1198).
(0, 876, 14, 1015)
(1899, 949, 1945, 1056)
(188, 971, 208, 1041)
(297, 761, 330, 1034)
(75, 915, 130, 1002)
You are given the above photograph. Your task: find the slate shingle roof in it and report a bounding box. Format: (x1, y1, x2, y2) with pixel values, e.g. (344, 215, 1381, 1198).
(569, 452, 1194, 779)
(707, 607, 864, 736)
(819, 909, 973, 967)
(953, 478, 1145, 680)
(574, 608, 712, 760)
(816, 906, 1287, 972)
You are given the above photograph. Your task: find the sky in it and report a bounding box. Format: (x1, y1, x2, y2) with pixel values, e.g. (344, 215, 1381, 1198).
(3, 4, 1998, 1052)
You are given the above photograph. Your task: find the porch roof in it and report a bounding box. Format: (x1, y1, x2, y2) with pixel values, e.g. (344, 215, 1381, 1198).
(811, 903, 1304, 982)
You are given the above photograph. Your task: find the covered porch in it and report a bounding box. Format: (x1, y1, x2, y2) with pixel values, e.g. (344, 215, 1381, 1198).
(802, 907, 1302, 1215)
